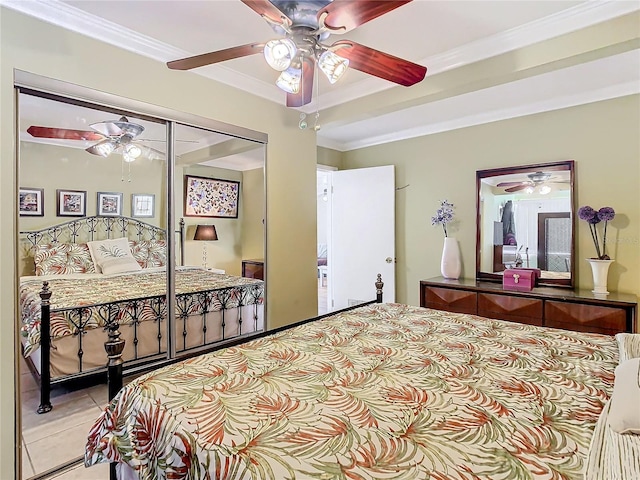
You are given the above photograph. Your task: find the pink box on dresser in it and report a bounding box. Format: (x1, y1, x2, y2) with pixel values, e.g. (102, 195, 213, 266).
(503, 268, 540, 291)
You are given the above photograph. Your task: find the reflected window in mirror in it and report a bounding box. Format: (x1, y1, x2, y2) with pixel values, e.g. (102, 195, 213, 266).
(476, 160, 575, 288)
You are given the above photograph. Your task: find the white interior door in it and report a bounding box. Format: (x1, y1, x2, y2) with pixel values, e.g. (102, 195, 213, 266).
(329, 165, 395, 310)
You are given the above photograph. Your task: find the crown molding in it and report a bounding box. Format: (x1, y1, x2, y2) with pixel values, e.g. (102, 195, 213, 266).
(319, 80, 639, 152)
(2, 0, 637, 111)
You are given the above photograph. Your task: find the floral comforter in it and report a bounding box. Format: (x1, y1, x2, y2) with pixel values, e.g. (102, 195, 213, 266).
(85, 303, 618, 480)
(20, 267, 263, 357)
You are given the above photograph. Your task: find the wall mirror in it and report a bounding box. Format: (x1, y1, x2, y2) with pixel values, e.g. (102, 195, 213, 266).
(476, 160, 575, 288)
(16, 77, 266, 478)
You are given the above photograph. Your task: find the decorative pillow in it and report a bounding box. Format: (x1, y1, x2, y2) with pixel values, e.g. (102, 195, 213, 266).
(129, 240, 167, 269)
(87, 237, 142, 275)
(616, 333, 640, 363)
(34, 243, 96, 275)
(608, 357, 640, 434)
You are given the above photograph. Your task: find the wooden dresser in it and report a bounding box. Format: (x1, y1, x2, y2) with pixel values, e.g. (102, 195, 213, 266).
(420, 277, 637, 335)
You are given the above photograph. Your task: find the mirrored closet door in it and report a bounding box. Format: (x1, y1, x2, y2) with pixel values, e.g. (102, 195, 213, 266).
(16, 78, 266, 478)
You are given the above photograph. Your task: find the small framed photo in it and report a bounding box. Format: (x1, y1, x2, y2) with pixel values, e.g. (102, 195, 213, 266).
(19, 187, 44, 216)
(56, 189, 86, 217)
(184, 175, 240, 218)
(131, 193, 155, 218)
(97, 192, 123, 217)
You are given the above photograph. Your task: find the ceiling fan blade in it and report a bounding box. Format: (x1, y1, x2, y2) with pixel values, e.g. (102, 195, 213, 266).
(167, 43, 265, 70)
(505, 184, 529, 193)
(286, 58, 314, 108)
(319, 0, 412, 33)
(27, 126, 104, 142)
(496, 181, 525, 187)
(138, 145, 166, 160)
(241, 0, 292, 26)
(331, 40, 426, 86)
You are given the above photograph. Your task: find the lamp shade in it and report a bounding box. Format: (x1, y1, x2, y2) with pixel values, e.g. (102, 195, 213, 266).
(194, 224, 218, 241)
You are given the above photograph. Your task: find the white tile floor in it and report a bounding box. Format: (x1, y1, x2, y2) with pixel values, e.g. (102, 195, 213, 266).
(20, 357, 113, 479)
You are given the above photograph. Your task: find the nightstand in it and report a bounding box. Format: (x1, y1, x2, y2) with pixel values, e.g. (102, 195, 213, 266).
(242, 259, 264, 280)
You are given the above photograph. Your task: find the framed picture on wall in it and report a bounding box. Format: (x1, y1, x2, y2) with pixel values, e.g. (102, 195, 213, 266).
(97, 191, 123, 217)
(184, 175, 240, 218)
(131, 193, 155, 218)
(19, 187, 44, 216)
(56, 189, 86, 217)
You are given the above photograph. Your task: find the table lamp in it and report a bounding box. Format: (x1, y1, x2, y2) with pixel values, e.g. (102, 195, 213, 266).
(193, 224, 218, 269)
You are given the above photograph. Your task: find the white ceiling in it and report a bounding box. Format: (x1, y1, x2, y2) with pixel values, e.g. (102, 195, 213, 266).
(4, 0, 640, 152)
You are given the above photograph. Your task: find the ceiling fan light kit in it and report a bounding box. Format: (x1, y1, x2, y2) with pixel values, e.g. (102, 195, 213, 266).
(166, 0, 427, 107)
(263, 38, 297, 71)
(276, 66, 302, 94)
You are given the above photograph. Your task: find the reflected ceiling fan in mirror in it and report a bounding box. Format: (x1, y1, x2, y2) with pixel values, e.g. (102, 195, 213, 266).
(167, 0, 427, 107)
(27, 116, 165, 162)
(497, 171, 570, 194)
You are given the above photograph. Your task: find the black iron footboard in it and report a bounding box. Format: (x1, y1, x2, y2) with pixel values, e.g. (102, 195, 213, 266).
(34, 282, 264, 414)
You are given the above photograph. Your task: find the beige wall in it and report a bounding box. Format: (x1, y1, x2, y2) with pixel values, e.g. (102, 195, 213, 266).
(241, 167, 266, 262)
(342, 95, 640, 307)
(0, 8, 318, 477)
(19, 141, 167, 274)
(178, 164, 244, 275)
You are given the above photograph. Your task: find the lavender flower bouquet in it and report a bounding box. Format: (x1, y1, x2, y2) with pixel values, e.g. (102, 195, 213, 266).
(577, 206, 615, 259)
(431, 200, 455, 237)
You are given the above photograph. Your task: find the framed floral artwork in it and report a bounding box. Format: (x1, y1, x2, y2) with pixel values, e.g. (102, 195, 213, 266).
(184, 175, 240, 218)
(56, 189, 86, 217)
(19, 187, 44, 216)
(97, 191, 123, 217)
(131, 193, 155, 218)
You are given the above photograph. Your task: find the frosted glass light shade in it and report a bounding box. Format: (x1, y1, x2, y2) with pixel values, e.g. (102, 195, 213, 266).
(123, 143, 142, 163)
(264, 38, 297, 71)
(276, 67, 302, 94)
(87, 139, 116, 157)
(318, 50, 349, 84)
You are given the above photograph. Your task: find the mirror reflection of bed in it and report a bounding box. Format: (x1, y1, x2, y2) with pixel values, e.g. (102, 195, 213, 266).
(477, 161, 574, 287)
(17, 89, 266, 478)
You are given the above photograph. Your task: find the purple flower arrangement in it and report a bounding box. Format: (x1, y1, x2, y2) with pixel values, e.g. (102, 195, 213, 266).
(577, 205, 615, 259)
(431, 200, 455, 237)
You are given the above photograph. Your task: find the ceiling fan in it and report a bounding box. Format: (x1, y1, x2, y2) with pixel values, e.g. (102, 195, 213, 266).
(166, 0, 427, 107)
(497, 171, 569, 194)
(27, 116, 165, 161)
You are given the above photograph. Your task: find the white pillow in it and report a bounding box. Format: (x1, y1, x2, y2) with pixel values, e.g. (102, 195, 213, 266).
(616, 333, 640, 363)
(608, 357, 640, 434)
(87, 237, 142, 275)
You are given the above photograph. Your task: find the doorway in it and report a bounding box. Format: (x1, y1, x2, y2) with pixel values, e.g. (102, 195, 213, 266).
(316, 165, 397, 316)
(316, 166, 334, 315)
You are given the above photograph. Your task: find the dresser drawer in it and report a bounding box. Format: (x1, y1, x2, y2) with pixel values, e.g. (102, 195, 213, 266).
(478, 293, 543, 326)
(545, 301, 626, 335)
(423, 286, 477, 315)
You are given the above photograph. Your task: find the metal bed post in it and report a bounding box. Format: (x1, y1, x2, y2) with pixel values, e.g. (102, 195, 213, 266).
(105, 321, 125, 480)
(376, 273, 384, 303)
(37, 282, 52, 414)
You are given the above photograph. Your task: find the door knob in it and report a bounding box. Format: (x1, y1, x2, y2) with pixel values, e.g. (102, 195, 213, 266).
(385, 257, 393, 263)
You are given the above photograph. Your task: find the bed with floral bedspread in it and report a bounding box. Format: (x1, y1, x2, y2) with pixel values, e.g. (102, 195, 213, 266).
(85, 302, 618, 480)
(20, 266, 264, 357)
